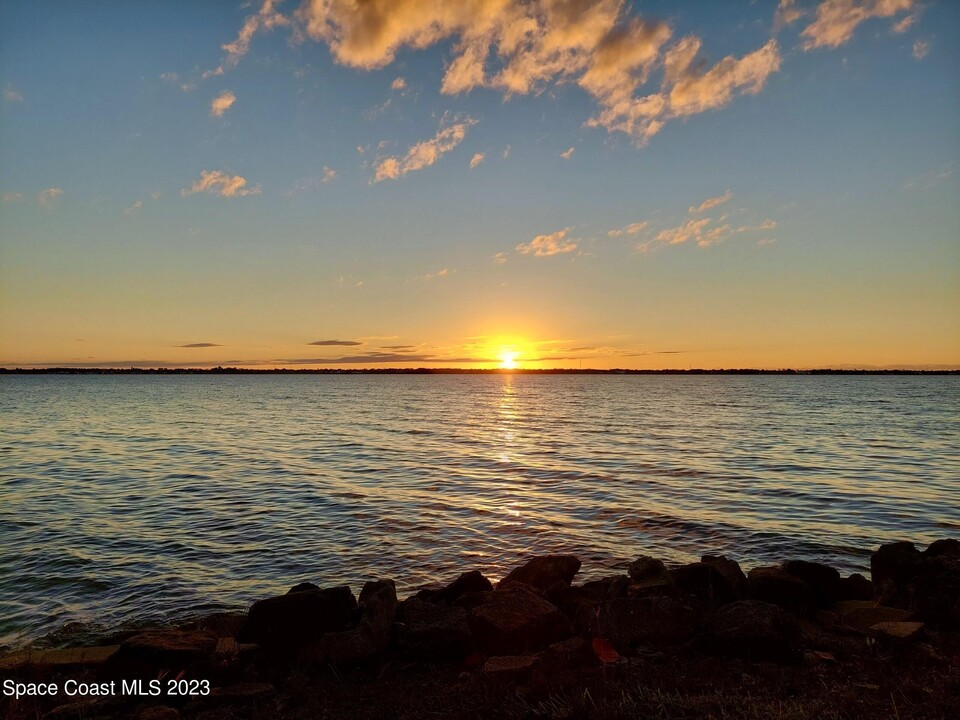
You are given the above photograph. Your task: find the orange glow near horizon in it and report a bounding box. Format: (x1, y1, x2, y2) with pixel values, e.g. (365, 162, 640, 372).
(499, 350, 519, 370)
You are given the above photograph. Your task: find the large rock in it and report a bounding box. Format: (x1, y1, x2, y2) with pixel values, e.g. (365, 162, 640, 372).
(710, 600, 802, 663)
(747, 566, 815, 615)
(836, 572, 873, 601)
(306, 580, 397, 663)
(834, 600, 912, 632)
(702, 555, 749, 596)
(669, 562, 738, 607)
(872, 540, 960, 626)
(498, 555, 581, 592)
(469, 586, 572, 654)
(628, 556, 666, 582)
(545, 575, 625, 617)
(396, 598, 473, 661)
(107, 630, 217, 675)
(414, 570, 493, 605)
(782, 560, 841, 606)
(236, 585, 357, 647)
(589, 596, 696, 649)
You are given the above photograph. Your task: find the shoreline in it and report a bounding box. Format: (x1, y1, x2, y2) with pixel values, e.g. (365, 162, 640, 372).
(2, 539, 957, 719)
(2, 367, 959, 374)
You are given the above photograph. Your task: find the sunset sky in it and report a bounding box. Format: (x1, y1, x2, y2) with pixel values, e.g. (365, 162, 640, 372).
(1, 0, 958, 369)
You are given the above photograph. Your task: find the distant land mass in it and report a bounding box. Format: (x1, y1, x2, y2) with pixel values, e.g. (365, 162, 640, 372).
(1, 367, 958, 375)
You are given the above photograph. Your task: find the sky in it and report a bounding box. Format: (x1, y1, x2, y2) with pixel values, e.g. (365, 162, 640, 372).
(1, 0, 958, 370)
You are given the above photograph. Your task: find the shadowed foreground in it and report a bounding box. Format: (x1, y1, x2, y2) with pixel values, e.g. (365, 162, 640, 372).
(2, 540, 958, 719)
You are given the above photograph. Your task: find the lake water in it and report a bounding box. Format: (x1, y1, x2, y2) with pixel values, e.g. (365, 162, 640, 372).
(1, 374, 958, 648)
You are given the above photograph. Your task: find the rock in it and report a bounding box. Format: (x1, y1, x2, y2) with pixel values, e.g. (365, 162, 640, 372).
(397, 598, 473, 661)
(288, 582, 321, 593)
(871, 540, 960, 626)
(627, 576, 676, 599)
(870, 621, 924, 640)
(236, 585, 357, 647)
(544, 576, 625, 617)
(590, 596, 696, 649)
(670, 562, 738, 607)
(452, 590, 494, 611)
(544, 636, 588, 667)
(628, 556, 666, 582)
(306, 580, 397, 663)
(710, 600, 802, 663)
(782, 560, 841, 606)
(469, 586, 573, 654)
(498, 555, 581, 592)
(45, 700, 107, 719)
(139, 707, 181, 720)
(192, 612, 248, 638)
(702, 555, 749, 596)
(414, 570, 493, 605)
(747, 566, 815, 615)
(834, 600, 912, 632)
(0, 645, 118, 670)
(837, 573, 873, 601)
(110, 629, 217, 671)
(482, 655, 539, 681)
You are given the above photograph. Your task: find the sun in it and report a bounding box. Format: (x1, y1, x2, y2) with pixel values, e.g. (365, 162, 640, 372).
(499, 350, 519, 370)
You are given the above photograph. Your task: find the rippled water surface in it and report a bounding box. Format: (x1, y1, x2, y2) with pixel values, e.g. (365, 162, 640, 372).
(1, 374, 958, 647)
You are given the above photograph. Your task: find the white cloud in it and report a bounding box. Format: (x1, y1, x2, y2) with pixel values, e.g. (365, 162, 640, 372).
(123, 200, 143, 215)
(210, 90, 237, 117)
(502, 144, 511, 159)
(801, 0, 916, 50)
(560, 147, 575, 159)
(37, 188, 63, 206)
(470, 152, 485, 169)
(516, 228, 578, 257)
(912, 39, 929, 59)
(4, 84, 24, 102)
(373, 117, 476, 182)
(181, 170, 261, 198)
(689, 190, 732, 214)
(607, 221, 648, 237)
(2, 192, 23, 203)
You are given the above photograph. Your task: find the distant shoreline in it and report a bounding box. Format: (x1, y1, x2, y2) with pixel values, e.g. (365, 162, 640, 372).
(1, 367, 958, 375)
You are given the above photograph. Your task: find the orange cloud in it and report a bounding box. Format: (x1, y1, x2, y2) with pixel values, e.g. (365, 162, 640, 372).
(516, 228, 578, 257)
(373, 117, 476, 182)
(801, 0, 916, 50)
(181, 170, 261, 197)
(210, 90, 236, 117)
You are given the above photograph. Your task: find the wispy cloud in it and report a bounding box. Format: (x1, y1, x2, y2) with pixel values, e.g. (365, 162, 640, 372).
(493, 252, 508, 265)
(181, 170, 261, 198)
(560, 147, 575, 160)
(689, 190, 733, 214)
(912, 39, 930, 59)
(373, 116, 476, 182)
(210, 90, 237, 117)
(891, 14, 916, 34)
(322, 166, 337, 182)
(774, 0, 803, 31)
(2, 192, 23, 203)
(37, 187, 63, 206)
(309, 339, 363, 346)
(517, 228, 579, 257)
(123, 200, 143, 215)
(801, 0, 917, 50)
(607, 221, 648, 238)
(160, 72, 196, 92)
(469, 152, 485, 169)
(3, 84, 23, 102)
(205, 0, 288, 77)
(278, 352, 491, 365)
(391, 76, 407, 90)
(178, 343, 222, 348)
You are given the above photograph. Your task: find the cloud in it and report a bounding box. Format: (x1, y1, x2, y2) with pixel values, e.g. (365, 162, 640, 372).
(123, 200, 143, 215)
(469, 152, 485, 169)
(774, 0, 803, 31)
(414, 268, 453, 282)
(373, 116, 476, 182)
(4, 84, 23, 102)
(181, 170, 261, 197)
(516, 228, 578, 257)
(322, 166, 337, 182)
(801, 0, 916, 50)
(206, 0, 289, 77)
(912, 39, 929, 59)
(891, 14, 916, 33)
(607, 221, 648, 237)
(502, 145, 511, 159)
(291, 0, 779, 145)
(650, 217, 713, 247)
(37, 188, 63, 206)
(160, 72, 196, 92)
(381, 345, 416, 350)
(560, 147, 575, 159)
(492, 251, 508, 265)
(689, 190, 733, 214)
(279, 352, 490, 365)
(391, 76, 407, 90)
(2, 192, 23, 203)
(210, 90, 237, 117)
(309, 339, 363, 346)
(178, 343, 222, 348)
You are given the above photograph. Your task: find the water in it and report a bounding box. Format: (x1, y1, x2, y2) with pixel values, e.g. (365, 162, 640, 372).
(1, 374, 958, 648)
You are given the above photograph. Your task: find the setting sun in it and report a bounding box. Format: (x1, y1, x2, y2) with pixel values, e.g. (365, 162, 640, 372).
(499, 351, 519, 370)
